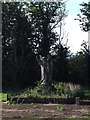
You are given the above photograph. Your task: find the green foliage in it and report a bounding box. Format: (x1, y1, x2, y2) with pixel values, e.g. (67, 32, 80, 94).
(68, 45, 89, 85)
(2, 2, 40, 88)
(9, 82, 85, 99)
(2, 1, 89, 90)
(88, 111, 90, 116)
(77, 1, 90, 31)
(82, 87, 90, 98)
(54, 82, 84, 98)
(2, 2, 68, 89)
(53, 45, 69, 83)
(0, 93, 8, 102)
(56, 105, 65, 111)
(17, 87, 55, 98)
(2, 83, 90, 105)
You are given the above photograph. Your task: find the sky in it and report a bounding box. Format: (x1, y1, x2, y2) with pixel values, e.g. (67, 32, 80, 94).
(57, 0, 88, 53)
(2, 0, 89, 53)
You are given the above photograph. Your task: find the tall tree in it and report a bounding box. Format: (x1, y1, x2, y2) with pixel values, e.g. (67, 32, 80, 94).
(23, 2, 67, 91)
(2, 2, 67, 90)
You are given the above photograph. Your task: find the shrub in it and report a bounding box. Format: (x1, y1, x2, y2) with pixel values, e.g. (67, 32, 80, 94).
(54, 82, 84, 98)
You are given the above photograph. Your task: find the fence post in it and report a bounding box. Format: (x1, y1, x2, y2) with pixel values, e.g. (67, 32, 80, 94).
(75, 97, 80, 105)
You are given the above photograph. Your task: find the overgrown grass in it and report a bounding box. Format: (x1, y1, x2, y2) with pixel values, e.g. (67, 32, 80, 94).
(12, 82, 85, 99)
(2, 82, 90, 103)
(54, 82, 84, 98)
(15, 87, 58, 98)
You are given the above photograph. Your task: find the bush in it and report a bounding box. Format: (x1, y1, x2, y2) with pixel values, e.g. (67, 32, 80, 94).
(54, 82, 84, 98)
(9, 82, 85, 99)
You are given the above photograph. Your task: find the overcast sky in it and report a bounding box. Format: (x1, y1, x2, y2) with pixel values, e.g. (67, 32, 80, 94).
(59, 0, 88, 53)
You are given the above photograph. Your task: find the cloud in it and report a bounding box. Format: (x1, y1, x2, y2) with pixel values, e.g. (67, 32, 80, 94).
(56, 16, 88, 53)
(63, 0, 89, 53)
(68, 30, 88, 52)
(64, 16, 88, 53)
(56, 0, 88, 53)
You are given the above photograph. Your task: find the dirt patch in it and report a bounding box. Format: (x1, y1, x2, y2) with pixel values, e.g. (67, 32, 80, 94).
(2, 103, 90, 119)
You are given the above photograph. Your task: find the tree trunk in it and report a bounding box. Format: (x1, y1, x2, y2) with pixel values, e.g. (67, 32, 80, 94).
(38, 55, 53, 91)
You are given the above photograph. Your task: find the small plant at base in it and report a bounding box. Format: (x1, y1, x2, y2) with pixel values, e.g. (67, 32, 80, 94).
(88, 111, 90, 116)
(56, 105, 65, 111)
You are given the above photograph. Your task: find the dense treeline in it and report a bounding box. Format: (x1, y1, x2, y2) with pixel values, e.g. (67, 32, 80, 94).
(2, 2, 89, 90)
(2, 2, 41, 88)
(68, 41, 89, 85)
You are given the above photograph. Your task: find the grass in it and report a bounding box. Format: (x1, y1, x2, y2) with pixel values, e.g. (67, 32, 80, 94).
(1, 118, 90, 120)
(65, 118, 90, 120)
(0, 93, 8, 102)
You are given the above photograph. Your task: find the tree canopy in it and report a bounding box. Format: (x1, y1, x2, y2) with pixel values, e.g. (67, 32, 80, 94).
(77, 1, 90, 31)
(2, 2, 69, 89)
(2, 1, 90, 90)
